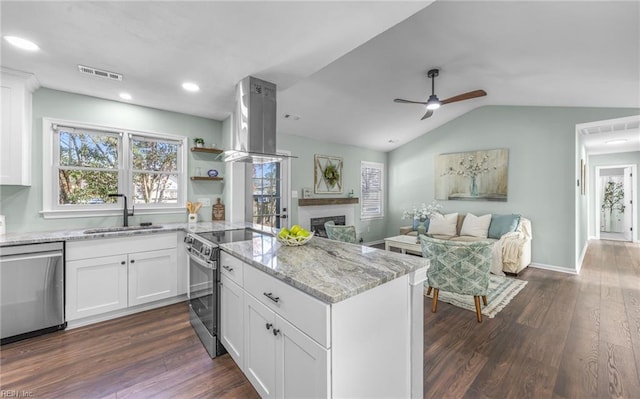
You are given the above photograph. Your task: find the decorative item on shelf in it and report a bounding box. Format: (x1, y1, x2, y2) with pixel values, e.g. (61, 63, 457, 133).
(314, 154, 343, 194)
(194, 167, 203, 176)
(207, 169, 219, 177)
(302, 187, 312, 198)
(348, 189, 354, 198)
(212, 197, 225, 221)
(277, 225, 313, 246)
(402, 200, 443, 243)
(193, 137, 205, 147)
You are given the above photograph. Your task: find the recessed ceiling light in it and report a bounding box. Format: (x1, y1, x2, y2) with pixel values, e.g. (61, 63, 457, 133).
(605, 139, 628, 145)
(4, 35, 39, 51)
(182, 82, 200, 92)
(119, 92, 132, 100)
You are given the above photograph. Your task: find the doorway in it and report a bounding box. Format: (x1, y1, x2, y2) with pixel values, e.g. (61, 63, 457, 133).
(595, 165, 635, 241)
(250, 151, 291, 229)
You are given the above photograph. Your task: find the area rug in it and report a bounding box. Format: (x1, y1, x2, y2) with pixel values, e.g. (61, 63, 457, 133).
(424, 275, 528, 318)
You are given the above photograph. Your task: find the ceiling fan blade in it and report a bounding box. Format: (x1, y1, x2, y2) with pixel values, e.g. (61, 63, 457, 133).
(441, 90, 487, 105)
(394, 98, 428, 105)
(420, 109, 434, 120)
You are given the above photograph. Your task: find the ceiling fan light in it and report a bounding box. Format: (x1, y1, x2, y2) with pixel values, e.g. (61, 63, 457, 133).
(426, 95, 441, 110)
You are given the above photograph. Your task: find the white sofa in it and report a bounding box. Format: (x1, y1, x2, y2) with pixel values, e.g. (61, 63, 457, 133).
(400, 214, 532, 275)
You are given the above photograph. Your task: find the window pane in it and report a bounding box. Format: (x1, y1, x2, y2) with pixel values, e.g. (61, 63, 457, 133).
(58, 169, 118, 205)
(133, 173, 179, 204)
(59, 130, 118, 168)
(132, 138, 178, 172)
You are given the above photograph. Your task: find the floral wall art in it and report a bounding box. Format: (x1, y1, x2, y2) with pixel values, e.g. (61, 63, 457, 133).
(314, 154, 343, 194)
(435, 148, 509, 201)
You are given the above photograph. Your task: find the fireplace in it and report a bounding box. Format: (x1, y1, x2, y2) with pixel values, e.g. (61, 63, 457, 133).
(310, 216, 345, 238)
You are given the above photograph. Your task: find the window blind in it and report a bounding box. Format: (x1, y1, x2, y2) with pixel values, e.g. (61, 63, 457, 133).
(361, 161, 384, 219)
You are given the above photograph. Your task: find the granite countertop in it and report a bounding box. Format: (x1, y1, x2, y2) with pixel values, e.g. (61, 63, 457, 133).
(1, 222, 429, 305)
(220, 235, 429, 304)
(0, 221, 255, 246)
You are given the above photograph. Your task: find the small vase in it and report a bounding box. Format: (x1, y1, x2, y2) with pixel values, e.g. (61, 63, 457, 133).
(417, 221, 427, 236)
(470, 176, 478, 196)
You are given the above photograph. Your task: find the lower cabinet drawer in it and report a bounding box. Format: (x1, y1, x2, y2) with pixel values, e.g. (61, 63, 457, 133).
(244, 265, 330, 348)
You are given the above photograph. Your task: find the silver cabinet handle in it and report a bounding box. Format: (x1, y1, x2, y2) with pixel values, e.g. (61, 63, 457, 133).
(263, 292, 280, 303)
(266, 323, 272, 330)
(273, 328, 280, 336)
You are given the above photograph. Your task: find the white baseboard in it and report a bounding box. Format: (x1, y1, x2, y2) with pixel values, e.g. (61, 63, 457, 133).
(529, 262, 578, 275)
(364, 239, 384, 247)
(66, 295, 187, 329)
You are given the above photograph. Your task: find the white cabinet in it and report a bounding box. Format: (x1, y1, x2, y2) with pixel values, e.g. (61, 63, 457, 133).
(220, 273, 244, 368)
(129, 249, 177, 306)
(244, 290, 329, 399)
(0, 68, 38, 186)
(66, 233, 178, 322)
(66, 255, 128, 319)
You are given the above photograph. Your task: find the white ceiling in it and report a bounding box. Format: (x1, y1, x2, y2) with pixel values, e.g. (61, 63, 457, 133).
(2, 1, 639, 153)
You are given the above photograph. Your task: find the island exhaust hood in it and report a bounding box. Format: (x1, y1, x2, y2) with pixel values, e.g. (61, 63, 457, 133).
(222, 76, 295, 163)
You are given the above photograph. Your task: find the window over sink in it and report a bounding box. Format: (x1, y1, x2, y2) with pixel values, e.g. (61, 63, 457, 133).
(42, 117, 187, 218)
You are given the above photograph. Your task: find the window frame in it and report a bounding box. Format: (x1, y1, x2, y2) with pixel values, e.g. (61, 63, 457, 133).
(360, 161, 385, 220)
(42, 117, 187, 219)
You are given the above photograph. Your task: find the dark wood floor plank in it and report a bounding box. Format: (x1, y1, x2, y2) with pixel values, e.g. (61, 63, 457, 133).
(0, 239, 638, 399)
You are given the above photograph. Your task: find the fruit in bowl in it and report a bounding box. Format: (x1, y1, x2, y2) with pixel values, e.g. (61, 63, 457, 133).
(277, 225, 313, 246)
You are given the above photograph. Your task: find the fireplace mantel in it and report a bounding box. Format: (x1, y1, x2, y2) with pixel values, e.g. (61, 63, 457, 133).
(298, 198, 359, 207)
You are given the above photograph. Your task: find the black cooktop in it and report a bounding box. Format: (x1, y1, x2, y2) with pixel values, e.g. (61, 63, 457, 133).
(197, 228, 270, 245)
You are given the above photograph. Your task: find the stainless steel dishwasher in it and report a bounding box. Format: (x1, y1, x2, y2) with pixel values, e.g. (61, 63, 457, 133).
(1, 242, 66, 344)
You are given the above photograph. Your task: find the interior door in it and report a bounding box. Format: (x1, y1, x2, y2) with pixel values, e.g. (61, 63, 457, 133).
(623, 167, 633, 241)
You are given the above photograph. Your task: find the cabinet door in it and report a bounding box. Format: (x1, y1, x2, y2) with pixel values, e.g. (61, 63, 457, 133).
(66, 255, 128, 321)
(244, 293, 276, 399)
(276, 315, 330, 399)
(128, 248, 177, 306)
(220, 274, 244, 368)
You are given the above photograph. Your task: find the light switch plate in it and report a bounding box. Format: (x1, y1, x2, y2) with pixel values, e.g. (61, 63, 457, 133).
(291, 190, 298, 198)
(198, 198, 211, 206)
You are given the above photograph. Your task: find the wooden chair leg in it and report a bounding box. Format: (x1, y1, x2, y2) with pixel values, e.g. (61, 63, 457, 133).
(426, 286, 432, 296)
(482, 295, 488, 306)
(431, 289, 439, 313)
(474, 296, 483, 323)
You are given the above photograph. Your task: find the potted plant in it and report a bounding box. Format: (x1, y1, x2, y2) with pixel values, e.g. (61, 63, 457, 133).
(194, 137, 205, 147)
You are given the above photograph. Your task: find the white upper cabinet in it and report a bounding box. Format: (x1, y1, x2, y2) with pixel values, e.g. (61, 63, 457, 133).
(1, 68, 39, 186)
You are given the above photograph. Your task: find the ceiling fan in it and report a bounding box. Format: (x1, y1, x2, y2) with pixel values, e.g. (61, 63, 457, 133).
(394, 69, 487, 120)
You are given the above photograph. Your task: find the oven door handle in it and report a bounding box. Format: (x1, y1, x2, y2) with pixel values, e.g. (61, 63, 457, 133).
(185, 248, 217, 270)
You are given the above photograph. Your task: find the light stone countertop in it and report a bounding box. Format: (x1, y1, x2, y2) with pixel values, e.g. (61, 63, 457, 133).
(220, 235, 429, 303)
(0, 222, 428, 304)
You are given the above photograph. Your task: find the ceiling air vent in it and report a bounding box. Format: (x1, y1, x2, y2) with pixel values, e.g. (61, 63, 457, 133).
(77, 65, 123, 81)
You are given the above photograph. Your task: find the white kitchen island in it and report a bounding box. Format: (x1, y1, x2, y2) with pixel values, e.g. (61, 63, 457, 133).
(220, 234, 429, 399)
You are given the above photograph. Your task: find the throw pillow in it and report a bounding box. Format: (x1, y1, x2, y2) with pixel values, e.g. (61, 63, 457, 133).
(488, 214, 521, 239)
(427, 213, 458, 236)
(413, 218, 430, 231)
(460, 213, 492, 238)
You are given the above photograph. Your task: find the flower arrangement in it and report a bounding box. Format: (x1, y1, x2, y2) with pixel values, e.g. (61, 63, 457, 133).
(442, 154, 495, 178)
(402, 200, 443, 221)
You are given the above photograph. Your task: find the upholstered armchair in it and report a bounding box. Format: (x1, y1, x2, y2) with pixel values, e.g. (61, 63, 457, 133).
(324, 221, 357, 243)
(419, 235, 493, 322)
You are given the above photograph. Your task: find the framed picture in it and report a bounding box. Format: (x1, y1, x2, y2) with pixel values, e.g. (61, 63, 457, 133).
(314, 154, 343, 194)
(435, 148, 509, 201)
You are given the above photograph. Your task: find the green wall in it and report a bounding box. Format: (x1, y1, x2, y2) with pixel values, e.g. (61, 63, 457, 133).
(588, 151, 640, 239)
(277, 133, 387, 243)
(387, 105, 639, 271)
(0, 88, 223, 233)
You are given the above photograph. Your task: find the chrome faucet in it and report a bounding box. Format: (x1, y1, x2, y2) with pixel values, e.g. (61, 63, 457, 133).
(108, 193, 134, 227)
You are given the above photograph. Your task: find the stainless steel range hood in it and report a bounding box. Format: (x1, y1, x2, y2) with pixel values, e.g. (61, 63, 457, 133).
(222, 76, 295, 163)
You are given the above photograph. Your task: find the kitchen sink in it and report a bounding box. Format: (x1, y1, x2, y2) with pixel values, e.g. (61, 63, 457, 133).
(83, 225, 163, 234)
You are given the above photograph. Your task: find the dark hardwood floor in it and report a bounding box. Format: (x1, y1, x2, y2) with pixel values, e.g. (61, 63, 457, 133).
(1, 239, 638, 398)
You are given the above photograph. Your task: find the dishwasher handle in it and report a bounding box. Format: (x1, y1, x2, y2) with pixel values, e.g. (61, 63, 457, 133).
(0, 251, 63, 263)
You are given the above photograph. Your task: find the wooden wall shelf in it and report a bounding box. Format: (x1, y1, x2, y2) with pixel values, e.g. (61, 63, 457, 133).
(190, 147, 223, 154)
(190, 176, 223, 181)
(298, 198, 359, 206)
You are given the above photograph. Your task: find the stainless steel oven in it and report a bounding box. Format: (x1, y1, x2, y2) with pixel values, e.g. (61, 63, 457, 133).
(185, 228, 270, 358)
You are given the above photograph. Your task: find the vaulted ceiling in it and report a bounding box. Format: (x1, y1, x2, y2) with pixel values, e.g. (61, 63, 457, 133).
(2, 1, 638, 152)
